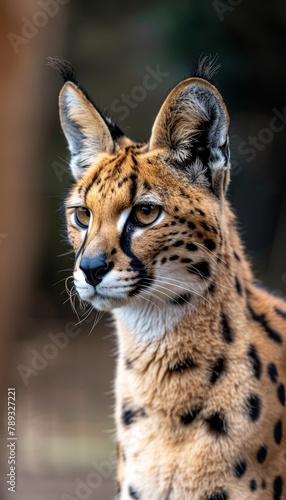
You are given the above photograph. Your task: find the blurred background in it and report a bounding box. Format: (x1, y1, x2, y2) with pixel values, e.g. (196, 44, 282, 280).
(0, 1, 286, 498)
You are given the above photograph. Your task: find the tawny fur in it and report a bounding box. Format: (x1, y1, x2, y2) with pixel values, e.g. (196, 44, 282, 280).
(54, 58, 286, 500)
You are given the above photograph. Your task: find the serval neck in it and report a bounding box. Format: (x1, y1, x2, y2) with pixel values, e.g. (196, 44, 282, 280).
(114, 204, 253, 369)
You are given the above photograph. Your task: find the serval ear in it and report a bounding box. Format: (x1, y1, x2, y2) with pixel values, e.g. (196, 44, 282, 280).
(48, 58, 125, 179)
(149, 60, 230, 197)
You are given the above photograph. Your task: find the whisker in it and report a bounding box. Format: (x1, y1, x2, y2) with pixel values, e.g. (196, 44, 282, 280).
(57, 268, 74, 274)
(139, 282, 199, 315)
(53, 275, 74, 287)
(88, 310, 104, 336)
(57, 250, 74, 258)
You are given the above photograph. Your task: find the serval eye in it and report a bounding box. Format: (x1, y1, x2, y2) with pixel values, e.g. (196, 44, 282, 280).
(133, 204, 161, 226)
(75, 207, 91, 229)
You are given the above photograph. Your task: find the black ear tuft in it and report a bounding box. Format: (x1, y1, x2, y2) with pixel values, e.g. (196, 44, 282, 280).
(48, 56, 125, 142)
(192, 54, 220, 84)
(47, 57, 79, 86)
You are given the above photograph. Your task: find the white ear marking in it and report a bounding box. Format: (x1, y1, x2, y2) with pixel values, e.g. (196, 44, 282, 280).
(149, 77, 230, 196)
(59, 82, 114, 179)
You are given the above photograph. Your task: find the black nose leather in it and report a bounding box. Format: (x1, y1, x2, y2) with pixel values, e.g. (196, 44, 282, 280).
(80, 254, 112, 287)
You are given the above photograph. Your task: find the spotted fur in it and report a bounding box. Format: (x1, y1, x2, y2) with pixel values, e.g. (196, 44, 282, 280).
(52, 56, 286, 500)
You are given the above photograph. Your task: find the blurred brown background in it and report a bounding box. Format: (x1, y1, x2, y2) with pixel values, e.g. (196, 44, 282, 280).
(0, 1, 286, 499)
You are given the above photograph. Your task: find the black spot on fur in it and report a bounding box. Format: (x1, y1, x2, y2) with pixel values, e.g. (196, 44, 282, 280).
(195, 208, 205, 217)
(257, 444, 268, 463)
(249, 479, 257, 491)
(248, 305, 283, 344)
(128, 485, 141, 499)
(188, 261, 210, 278)
(207, 492, 228, 500)
(261, 479, 267, 489)
(275, 306, 286, 319)
(143, 180, 151, 191)
(273, 476, 283, 500)
(235, 277, 243, 296)
(268, 363, 279, 384)
(234, 251, 241, 262)
(161, 257, 167, 264)
(171, 293, 191, 306)
(201, 222, 210, 232)
(111, 248, 117, 255)
(208, 282, 216, 294)
(122, 408, 137, 426)
(181, 257, 192, 263)
(274, 420, 283, 444)
(170, 255, 179, 261)
(277, 384, 285, 406)
(205, 413, 227, 434)
(122, 406, 145, 426)
(247, 394, 261, 421)
(180, 407, 201, 425)
(172, 240, 184, 247)
(188, 221, 196, 230)
(204, 238, 216, 251)
(233, 459, 247, 478)
(210, 357, 224, 384)
(221, 314, 233, 343)
(186, 242, 198, 251)
(248, 344, 262, 379)
(169, 356, 194, 372)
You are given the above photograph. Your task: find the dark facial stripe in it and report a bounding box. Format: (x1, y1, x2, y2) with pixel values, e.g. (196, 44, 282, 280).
(75, 229, 89, 264)
(248, 305, 283, 344)
(119, 222, 150, 296)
